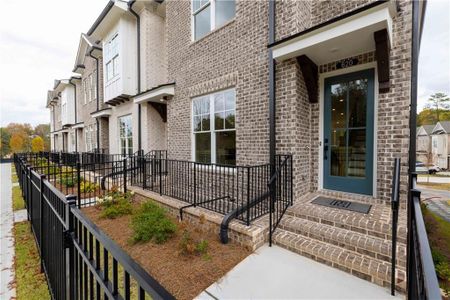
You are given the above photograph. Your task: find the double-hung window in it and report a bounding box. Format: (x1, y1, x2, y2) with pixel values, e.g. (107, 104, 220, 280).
(85, 125, 97, 151)
(105, 34, 119, 82)
(193, 89, 236, 165)
(192, 0, 235, 40)
(91, 70, 97, 101)
(83, 78, 89, 104)
(61, 97, 67, 119)
(119, 115, 133, 156)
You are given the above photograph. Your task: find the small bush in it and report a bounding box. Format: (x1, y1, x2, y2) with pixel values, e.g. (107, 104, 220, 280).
(80, 181, 98, 193)
(131, 202, 177, 244)
(99, 191, 134, 219)
(179, 229, 209, 258)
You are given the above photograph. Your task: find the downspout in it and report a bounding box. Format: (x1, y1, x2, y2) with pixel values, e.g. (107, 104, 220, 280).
(88, 48, 101, 150)
(68, 78, 78, 152)
(268, 0, 276, 167)
(128, 0, 142, 151)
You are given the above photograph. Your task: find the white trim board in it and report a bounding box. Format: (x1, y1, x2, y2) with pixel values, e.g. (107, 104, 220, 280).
(318, 62, 378, 198)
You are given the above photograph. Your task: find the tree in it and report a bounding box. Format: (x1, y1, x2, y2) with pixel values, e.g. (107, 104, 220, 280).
(34, 124, 50, 150)
(425, 93, 450, 121)
(417, 108, 450, 125)
(9, 134, 24, 153)
(31, 136, 44, 152)
(0, 127, 11, 158)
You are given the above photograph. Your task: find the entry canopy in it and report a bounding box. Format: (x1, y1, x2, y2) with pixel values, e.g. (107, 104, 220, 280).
(269, 1, 397, 64)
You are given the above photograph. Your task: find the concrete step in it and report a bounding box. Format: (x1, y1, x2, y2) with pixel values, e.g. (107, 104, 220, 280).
(272, 229, 406, 293)
(278, 215, 406, 267)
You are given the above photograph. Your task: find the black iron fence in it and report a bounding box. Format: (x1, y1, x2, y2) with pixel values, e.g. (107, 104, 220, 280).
(407, 173, 441, 299)
(390, 158, 400, 296)
(14, 153, 175, 300)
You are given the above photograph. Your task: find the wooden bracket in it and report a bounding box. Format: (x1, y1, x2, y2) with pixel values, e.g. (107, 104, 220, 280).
(297, 55, 318, 103)
(149, 102, 167, 122)
(374, 29, 390, 93)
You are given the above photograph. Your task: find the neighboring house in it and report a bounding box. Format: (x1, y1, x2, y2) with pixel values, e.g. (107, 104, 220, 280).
(431, 121, 450, 169)
(45, 0, 426, 292)
(416, 124, 434, 163)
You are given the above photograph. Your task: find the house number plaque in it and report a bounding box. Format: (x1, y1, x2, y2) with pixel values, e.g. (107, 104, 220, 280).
(336, 58, 359, 69)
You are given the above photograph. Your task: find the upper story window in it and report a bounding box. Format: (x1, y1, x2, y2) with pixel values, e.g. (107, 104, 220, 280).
(90, 70, 97, 101)
(192, 88, 236, 165)
(192, 0, 235, 40)
(61, 97, 67, 117)
(105, 34, 119, 82)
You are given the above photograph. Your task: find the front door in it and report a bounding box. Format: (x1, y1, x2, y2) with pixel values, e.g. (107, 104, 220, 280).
(323, 69, 374, 195)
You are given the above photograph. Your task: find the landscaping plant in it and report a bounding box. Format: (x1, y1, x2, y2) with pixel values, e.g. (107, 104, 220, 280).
(80, 181, 99, 193)
(97, 189, 134, 219)
(131, 201, 177, 244)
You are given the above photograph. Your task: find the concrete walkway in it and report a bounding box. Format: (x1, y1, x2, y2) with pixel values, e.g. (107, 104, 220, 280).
(197, 245, 402, 300)
(14, 209, 27, 223)
(0, 163, 16, 300)
(420, 186, 450, 222)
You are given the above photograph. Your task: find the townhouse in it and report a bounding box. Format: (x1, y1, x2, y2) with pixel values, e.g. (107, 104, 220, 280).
(46, 0, 426, 292)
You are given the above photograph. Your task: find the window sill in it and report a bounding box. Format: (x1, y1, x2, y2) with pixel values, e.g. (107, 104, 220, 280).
(190, 18, 236, 46)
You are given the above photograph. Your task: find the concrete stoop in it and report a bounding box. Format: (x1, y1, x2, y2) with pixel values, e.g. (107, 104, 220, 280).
(273, 192, 407, 293)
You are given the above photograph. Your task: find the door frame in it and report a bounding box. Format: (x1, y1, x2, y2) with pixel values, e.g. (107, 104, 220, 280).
(318, 62, 378, 197)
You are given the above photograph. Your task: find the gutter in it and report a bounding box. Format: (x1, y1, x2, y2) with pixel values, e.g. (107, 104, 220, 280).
(128, 0, 142, 151)
(88, 48, 101, 149)
(68, 78, 78, 152)
(268, 0, 276, 167)
(87, 1, 115, 36)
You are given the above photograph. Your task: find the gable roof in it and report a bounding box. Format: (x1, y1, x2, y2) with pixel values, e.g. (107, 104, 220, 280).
(87, 0, 129, 40)
(417, 124, 435, 136)
(432, 121, 450, 134)
(73, 33, 102, 73)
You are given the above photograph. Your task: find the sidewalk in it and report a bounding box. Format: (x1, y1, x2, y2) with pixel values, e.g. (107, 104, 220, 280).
(0, 163, 16, 300)
(197, 245, 402, 300)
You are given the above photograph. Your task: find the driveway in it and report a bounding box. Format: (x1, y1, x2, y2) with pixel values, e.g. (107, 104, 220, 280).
(419, 186, 450, 222)
(0, 163, 15, 299)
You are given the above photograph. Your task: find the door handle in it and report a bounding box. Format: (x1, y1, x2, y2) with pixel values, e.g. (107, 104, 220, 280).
(324, 138, 328, 160)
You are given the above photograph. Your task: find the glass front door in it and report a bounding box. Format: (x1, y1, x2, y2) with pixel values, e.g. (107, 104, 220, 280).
(323, 69, 374, 195)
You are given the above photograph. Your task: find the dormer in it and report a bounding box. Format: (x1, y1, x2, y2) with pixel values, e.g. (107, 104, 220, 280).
(54, 77, 80, 127)
(87, 0, 138, 106)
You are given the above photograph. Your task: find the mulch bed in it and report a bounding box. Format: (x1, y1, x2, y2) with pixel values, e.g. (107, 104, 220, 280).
(82, 199, 251, 300)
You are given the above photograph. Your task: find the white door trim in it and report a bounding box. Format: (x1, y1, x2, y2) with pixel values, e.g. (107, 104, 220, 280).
(318, 61, 378, 197)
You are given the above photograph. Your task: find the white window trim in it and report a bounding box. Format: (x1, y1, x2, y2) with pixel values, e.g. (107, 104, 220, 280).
(105, 33, 119, 83)
(191, 0, 235, 41)
(118, 114, 133, 156)
(191, 88, 236, 165)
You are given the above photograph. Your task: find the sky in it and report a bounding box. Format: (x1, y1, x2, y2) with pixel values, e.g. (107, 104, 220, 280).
(0, 0, 449, 127)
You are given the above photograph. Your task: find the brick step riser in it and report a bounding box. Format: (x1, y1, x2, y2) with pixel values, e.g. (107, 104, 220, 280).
(284, 209, 407, 244)
(278, 221, 407, 269)
(273, 231, 406, 294)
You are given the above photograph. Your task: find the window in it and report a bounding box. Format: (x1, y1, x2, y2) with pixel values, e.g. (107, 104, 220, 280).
(61, 97, 67, 118)
(193, 89, 236, 165)
(119, 115, 133, 156)
(105, 34, 119, 82)
(192, 0, 235, 40)
(91, 70, 97, 101)
(70, 132, 75, 152)
(83, 78, 89, 104)
(85, 125, 97, 151)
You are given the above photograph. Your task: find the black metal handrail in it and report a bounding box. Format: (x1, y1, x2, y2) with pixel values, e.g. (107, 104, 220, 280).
(390, 158, 400, 295)
(407, 173, 441, 299)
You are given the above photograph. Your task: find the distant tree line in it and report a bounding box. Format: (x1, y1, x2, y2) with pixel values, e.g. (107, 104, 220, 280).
(0, 123, 50, 158)
(417, 92, 450, 126)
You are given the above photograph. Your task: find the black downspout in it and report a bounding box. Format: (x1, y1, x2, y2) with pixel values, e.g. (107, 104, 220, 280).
(407, 0, 420, 297)
(268, 0, 276, 167)
(129, 1, 142, 152)
(88, 49, 101, 149)
(69, 78, 78, 153)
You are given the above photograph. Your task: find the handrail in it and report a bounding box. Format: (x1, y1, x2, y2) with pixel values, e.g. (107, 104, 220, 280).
(407, 173, 441, 299)
(390, 158, 400, 295)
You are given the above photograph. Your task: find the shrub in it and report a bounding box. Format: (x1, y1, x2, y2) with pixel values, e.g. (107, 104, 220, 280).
(179, 229, 209, 258)
(98, 190, 134, 219)
(80, 181, 98, 193)
(131, 202, 177, 244)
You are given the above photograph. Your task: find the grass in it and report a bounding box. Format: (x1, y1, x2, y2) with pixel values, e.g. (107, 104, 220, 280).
(417, 182, 450, 191)
(14, 222, 50, 300)
(11, 164, 18, 183)
(12, 186, 25, 211)
(423, 204, 450, 296)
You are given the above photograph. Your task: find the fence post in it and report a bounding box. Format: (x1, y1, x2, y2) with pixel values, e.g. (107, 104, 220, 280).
(159, 158, 162, 196)
(143, 157, 147, 189)
(123, 158, 127, 193)
(27, 165, 32, 224)
(193, 162, 197, 207)
(246, 167, 250, 226)
(76, 162, 81, 208)
(39, 173, 46, 273)
(65, 195, 77, 300)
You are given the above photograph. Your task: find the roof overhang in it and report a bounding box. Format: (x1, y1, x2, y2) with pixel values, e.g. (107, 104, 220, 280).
(269, 1, 397, 64)
(87, 0, 129, 40)
(73, 33, 102, 73)
(91, 108, 112, 118)
(54, 76, 81, 93)
(133, 83, 175, 105)
(72, 122, 85, 129)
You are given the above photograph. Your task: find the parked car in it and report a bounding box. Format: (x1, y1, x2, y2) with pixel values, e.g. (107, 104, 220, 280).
(427, 164, 441, 174)
(416, 161, 429, 174)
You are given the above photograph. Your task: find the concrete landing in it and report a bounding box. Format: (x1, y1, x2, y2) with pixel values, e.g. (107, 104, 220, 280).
(197, 245, 403, 300)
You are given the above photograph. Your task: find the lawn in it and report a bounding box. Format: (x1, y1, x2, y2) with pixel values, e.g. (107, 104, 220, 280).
(423, 204, 450, 297)
(418, 182, 450, 191)
(82, 193, 251, 300)
(12, 186, 25, 211)
(11, 164, 18, 183)
(14, 222, 50, 300)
